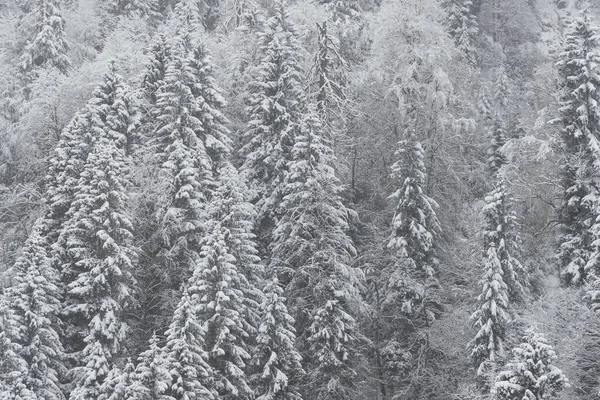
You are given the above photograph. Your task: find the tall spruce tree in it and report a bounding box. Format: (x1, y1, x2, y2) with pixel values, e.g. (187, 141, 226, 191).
(20, 0, 70, 74)
(241, 1, 306, 238)
(124, 333, 171, 400)
(388, 137, 441, 279)
(442, 0, 478, 64)
(142, 33, 174, 105)
(491, 330, 568, 399)
(252, 277, 304, 400)
(5, 223, 65, 400)
(488, 117, 507, 175)
(270, 108, 362, 399)
(106, 0, 159, 18)
(149, 40, 231, 330)
(64, 132, 138, 399)
(555, 10, 600, 286)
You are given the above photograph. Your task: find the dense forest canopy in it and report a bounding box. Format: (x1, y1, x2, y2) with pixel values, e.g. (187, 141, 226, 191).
(2, 0, 600, 399)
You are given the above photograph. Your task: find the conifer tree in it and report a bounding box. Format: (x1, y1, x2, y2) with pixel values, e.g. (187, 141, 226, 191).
(494, 66, 511, 109)
(6, 223, 65, 400)
(241, 1, 306, 233)
(270, 108, 362, 399)
(64, 133, 137, 400)
(478, 83, 494, 122)
(162, 289, 217, 400)
(320, 0, 361, 25)
(387, 137, 441, 279)
(443, 0, 478, 64)
(150, 41, 231, 322)
(99, 360, 136, 400)
(125, 333, 171, 400)
(555, 10, 600, 285)
(252, 277, 304, 400)
(142, 34, 173, 105)
(0, 296, 31, 398)
(491, 330, 568, 400)
(488, 117, 507, 175)
(20, 0, 70, 74)
(106, 0, 159, 18)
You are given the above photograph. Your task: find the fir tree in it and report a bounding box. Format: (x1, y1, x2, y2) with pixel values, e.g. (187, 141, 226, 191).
(106, 0, 159, 18)
(196, 217, 252, 399)
(491, 329, 569, 400)
(320, 0, 361, 25)
(100, 360, 136, 400)
(481, 180, 526, 302)
(7, 223, 66, 400)
(488, 117, 507, 175)
(150, 41, 231, 324)
(478, 83, 494, 122)
(241, 1, 306, 235)
(252, 277, 304, 400)
(142, 33, 174, 105)
(0, 295, 31, 398)
(65, 134, 137, 399)
(162, 288, 217, 400)
(125, 333, 171, 400)
(555, 10, 600, 286)
(494, 66, 511, 109)
(443, 0, 478, 64)
(20, 0, 71, 74)
(270, 108, 362, 399)
(387, 137, 441, 279)
(469, 242, 510, 376)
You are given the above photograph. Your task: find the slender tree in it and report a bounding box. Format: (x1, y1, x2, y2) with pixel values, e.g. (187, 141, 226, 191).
(142, 33, 174, 105)
(124, 333, 171, 400)
(488, 117, 507, 175)
(241, 1, 306, 237)
(20, 0, 71, 74)
(555, 10, 600, 285)
(443, 0, 478, 63)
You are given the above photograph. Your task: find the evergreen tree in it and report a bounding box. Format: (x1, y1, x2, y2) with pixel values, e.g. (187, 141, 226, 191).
(106, 0, 159, 18)
(162, 288, 216, 400)
(241, 1, 306, 235)
(150, 41, 231, 326)
(7, 223, 65, 400)
(270, 108, 362, 399)
(0, 295, 31, 398)
(210, 163, 264, 335)
(252, 277, 304, 400)
(469, 242, 510, 376)
(320, 0, 361, 25)
(491, 329, 569, 400)
(481, 180, 526, 302)
(443, 0, 478, 64)
(478, 83, 494, 122)
(20, 0, 70, 74)
(142, 33, 174, 105)
(488, 117, 507, 175)
(64, 134, 137, 399)
(555, 10, 600, 286)
(125, 333, 171, 400)
(388, 137, 441, 279)
(494, 65, 511, 109)
(100, 360, 135, 400)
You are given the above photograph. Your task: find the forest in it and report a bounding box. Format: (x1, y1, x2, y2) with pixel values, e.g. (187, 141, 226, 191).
(1, 0, 600, 399)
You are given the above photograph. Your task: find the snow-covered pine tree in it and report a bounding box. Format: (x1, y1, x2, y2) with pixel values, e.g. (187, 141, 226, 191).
(320, 0, 361, 25)
(469, 241, 510, 376)
(193, 207, 254, 399)
(142, 33, 173, 105)
(150, 40, 231, 325)
(162, 288, 217, 400)
(555, 10, 600, 286)
(494, 66, 511, 109)
(100, 360, 135, 400)
(241, 0, 306, 238)
(388, 136, 441, 279)
(488, 117, 507, 175)
(124, 333, 171, 400)
(270, 107, 362, 399)
(5, 223, 65, 400)
(0, 295, 31, 398)
(20, 0, 70, 74)
(481, 179, 526, 302)
(64, 133, 138, 399)
(491, 329, 568, 400)
(210, 163, 264, 335)
(252, 276, 304, 400)
(442, 0, 478, 64)
(478, 83, 494, 122)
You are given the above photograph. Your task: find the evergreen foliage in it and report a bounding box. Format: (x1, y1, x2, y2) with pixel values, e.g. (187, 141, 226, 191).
(443, 0, 478, 63)
(241, 1, 306, 232)
(555, 10, 600, 286)
(388, 137, 440, 278)
(488, 117, 507, 175)
(142, 33, 173, 105)
(270, 108, 362, 399)
(125, 333, 171, 400)
(20, 0, 71, 74)
(252, 277, 304, 400)
(491, 330, 568, 400)
(106, 0, 159, 18)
